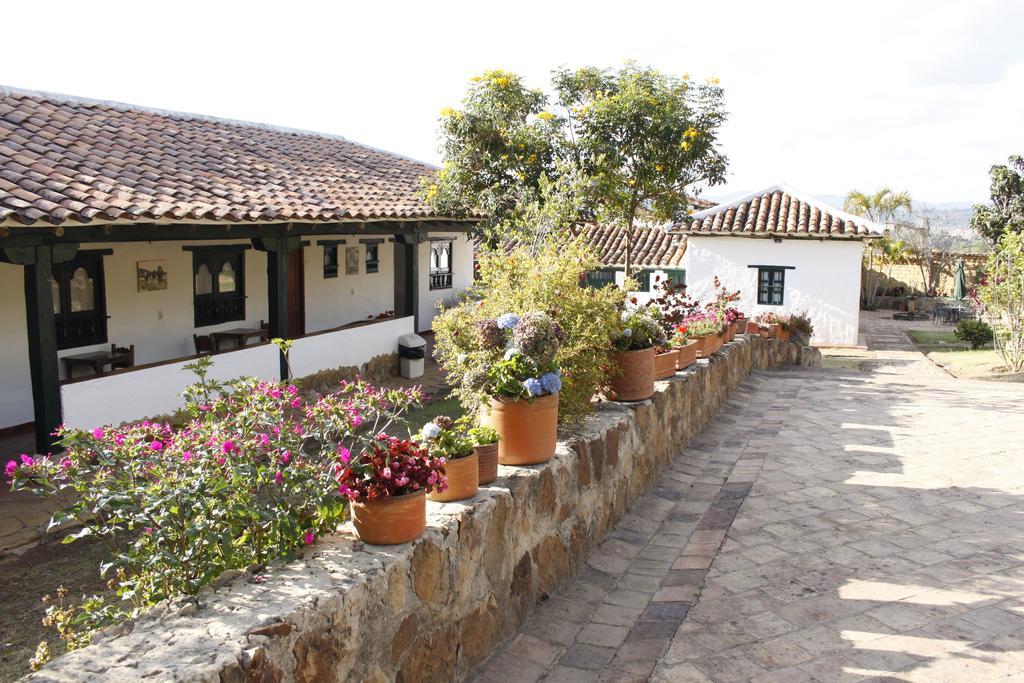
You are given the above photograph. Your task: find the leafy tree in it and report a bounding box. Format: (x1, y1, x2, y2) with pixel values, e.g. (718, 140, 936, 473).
(843, 187, 912, 225)
(845, 187, 913, 308)
(971, 155, 1024, 244)
(425, 64, 728, 275)
(978, 231, 1024, 372)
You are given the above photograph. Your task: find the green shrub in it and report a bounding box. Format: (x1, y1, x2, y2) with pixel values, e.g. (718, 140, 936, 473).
(433, 237, 622, 422)
(787, 312, 814, 344)
(955, 319, 994, 349)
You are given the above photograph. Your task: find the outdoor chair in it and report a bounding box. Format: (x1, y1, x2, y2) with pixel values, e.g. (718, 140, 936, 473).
(110, 344, 135, 369)
(193, 334, 215, 356)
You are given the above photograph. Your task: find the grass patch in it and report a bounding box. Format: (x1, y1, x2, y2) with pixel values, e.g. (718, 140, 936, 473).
(906, 329, 972, 352)
(404, 394, 466, 432)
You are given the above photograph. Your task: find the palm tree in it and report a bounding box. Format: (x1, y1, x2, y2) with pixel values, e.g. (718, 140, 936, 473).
(844, 188, 912, 226)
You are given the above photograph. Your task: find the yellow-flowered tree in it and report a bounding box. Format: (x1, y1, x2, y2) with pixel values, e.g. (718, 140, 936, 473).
(424, 64, 728, 277)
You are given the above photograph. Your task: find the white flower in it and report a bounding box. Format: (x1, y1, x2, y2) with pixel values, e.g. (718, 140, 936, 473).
(420, 423, 442, 441)
(457, 353, 468, 364)
(623, 328, 633, 338)
(504, 348, 520, 360)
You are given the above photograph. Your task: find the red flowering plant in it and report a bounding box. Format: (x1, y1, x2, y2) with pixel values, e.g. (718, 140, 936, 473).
(705, 276, 741, 332)
(6, 356, 422, 663)
(336, 434, 447, 501)
(649, 275, 700, 340)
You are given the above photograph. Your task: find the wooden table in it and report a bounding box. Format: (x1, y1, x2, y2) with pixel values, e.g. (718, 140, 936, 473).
(211, 327, 268, 350)
(62, 349, 131, 377)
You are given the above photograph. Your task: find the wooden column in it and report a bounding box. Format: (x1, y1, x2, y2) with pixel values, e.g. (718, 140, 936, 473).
(253, 236, 300, 380)
(393, 230, 422, 332)
(2, 244, 74, 454)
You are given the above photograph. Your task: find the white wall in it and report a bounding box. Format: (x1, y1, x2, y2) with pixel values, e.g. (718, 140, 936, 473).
(612, 268, 677, 305)
(418, 233, 474, 332)
(61, 344, 280, 430)
(0, 262, 33, 427)
(683, 236, 865, 346)
(303, 240, 396, 333)
(289, 315, 414, 378)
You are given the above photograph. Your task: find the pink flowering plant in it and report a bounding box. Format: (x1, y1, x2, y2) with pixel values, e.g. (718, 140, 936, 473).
(680, 310, 722, 337)
(6, 356, 422, 654)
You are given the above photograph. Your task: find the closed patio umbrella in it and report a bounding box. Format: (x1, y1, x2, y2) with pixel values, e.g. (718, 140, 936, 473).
(953, 258, 968, 299)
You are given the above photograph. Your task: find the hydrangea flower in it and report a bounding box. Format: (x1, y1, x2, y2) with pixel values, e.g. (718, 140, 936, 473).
(540, 372, 562, 394)
(623, 328, 633, 338)
(523, 378, 544, 396)
(496, 313, 520, 330)
(421, 422, 442, 440)
(504, 347, 520, 360)
(475, 319, 504, 349)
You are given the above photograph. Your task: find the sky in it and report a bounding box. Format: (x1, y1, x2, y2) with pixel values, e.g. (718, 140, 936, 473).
(4, 0, 1023, 205)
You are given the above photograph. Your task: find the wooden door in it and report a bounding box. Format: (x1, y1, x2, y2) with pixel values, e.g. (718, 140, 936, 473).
(286, 248, 305, 338)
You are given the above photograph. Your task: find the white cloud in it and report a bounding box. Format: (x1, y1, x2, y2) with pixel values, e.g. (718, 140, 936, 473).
(2, 0, 1022, 203)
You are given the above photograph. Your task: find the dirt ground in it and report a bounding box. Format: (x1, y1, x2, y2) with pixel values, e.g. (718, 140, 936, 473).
(0, 536, 111, 681)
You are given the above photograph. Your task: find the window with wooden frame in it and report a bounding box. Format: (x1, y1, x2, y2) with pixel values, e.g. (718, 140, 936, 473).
(52, 251, 108, 350)
(429, 240, 453, 290)
(756, 267, 786, 305)
(664, 268, 686, 289)
(364, 242, 380, 274)
(191, 246, 246, 327)
(323, 244, 339, 278)
(584, 268, 617, 289)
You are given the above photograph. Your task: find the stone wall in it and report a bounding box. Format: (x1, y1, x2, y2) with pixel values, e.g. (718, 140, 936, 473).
(27, 337, 818, 683)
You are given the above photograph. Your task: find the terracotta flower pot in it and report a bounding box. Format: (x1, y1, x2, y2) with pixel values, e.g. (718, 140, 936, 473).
(758, 325, 772, 338)
(745, 321, 759, 335)
(351, 490, 426, 545)
(715, 333, 726, 352)
(654, 348, 679, 380)
(675, 339, 698, 369)
(475, 442, 499, 484)
(726, 324, 736, 342)
(481, 393, 559, 466)
(777, 328, 791, 343)
(693, 334, 716, 358)
(428, 452, 478, 503)
(735, 319, 748, 335)
(611, 347, 655, 401)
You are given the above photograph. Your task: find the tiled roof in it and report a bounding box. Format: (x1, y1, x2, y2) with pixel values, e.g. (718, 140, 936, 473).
(575, 223, 686, 268)
(677, 184, 881, 239)
(0, 87, 471, 228)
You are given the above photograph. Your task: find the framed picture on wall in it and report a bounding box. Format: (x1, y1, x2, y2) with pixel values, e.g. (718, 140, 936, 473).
(137, 260, 168, 292)
(345, 246, 360, 275)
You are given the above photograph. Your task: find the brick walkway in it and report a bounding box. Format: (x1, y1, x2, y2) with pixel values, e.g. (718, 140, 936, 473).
(475, 315, 1024, 682)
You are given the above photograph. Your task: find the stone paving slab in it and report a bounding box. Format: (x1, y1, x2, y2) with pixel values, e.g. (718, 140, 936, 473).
(475, 312, 1024, 682)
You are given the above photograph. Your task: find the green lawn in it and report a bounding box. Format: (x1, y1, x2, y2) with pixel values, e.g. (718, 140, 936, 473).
(404, 395, 466, 432)
(905, 330, 972, 352)
(906, 330, 1022, 381)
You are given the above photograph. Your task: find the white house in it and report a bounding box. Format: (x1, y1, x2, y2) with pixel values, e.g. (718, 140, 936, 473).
(578, 223, 688, 303)
(0, 88, 476, 452)
(676, 184, 880, 347)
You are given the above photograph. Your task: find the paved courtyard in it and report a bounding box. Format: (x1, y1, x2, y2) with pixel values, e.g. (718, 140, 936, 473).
(475, 314, 1024, 682)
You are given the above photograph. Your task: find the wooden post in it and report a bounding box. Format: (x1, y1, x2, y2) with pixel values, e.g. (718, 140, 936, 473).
(253, 236, 296, 380)
(393, 230, 421, 332)
(3, 245, 65, 454)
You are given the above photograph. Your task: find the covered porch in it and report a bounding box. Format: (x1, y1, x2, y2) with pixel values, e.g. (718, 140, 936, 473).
(0, 220, 473, 453)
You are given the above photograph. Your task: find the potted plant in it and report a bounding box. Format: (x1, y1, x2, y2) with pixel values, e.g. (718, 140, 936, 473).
(611, 304, 666, 401)
(420, 416, 478, 502)
(724, 307, 744, 342)
(754, 312, 782, 338)
(470, 423, 500, 484)
(670, 324, 698, 369)
(338, 434, 447, 545)
(680, 311, 722, 358)
(470, 312, 564, 465)
(776, 315, 792, 342)
(654, 343, 679, 380)
(787, 312, 814, 345)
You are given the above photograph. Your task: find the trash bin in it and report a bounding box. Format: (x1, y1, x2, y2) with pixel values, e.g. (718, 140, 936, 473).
(398, 333, 426, 379)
